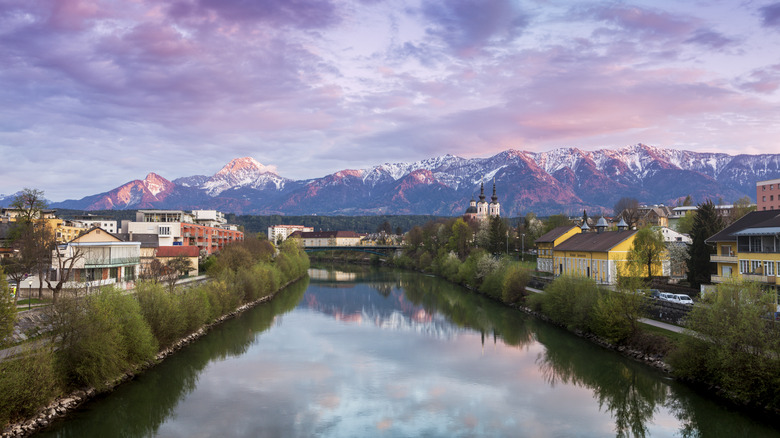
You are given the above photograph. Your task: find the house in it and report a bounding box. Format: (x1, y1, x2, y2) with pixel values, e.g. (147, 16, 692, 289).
(551, 218, 650, 284)
(706, 210, 780, 288)
(115, 233, 159, 277)
(51, 227, 141, 290)
(535, 225, 581, 273)
(268, 225, 314, 243)
(156, 246, 199, 277)
(638, 206, 673, 228)
(757, 178, 780, 211)
(289, 230, 363, 247)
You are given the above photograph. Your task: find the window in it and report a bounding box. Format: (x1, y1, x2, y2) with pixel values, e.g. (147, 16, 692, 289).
(766, 261, 775, 276)
(751, 260, 762, 273)
(771, 195, 775, 201)
(722, 266, 732, 278)
(763, 196, 766, 202)
(740, 260, 749, 273)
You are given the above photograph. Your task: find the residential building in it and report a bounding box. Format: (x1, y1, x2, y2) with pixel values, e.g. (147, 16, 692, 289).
(289, 230, 363, 247)
(637, 205, 673, 228)
(551, 219, 652, 284)
(122, 209, 243, 255)
(51, 227, 141, 290)
(757, 178, 780, 211)
(0, 208, 57, 221)
(706, 210, 780, 290)
(535, 225, 581, 273)
(660, 227, 691, 244)
(71, 214, 118, 234)
(192, 210, 226, 227)
(156, 246, 199, 277)
(268, 225, 314, 242)
(115, 233, 159, 276)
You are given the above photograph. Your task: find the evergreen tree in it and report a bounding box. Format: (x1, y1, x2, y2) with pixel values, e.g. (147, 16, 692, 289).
(487, 216, 508, 255)
(686, 200, 723, 291)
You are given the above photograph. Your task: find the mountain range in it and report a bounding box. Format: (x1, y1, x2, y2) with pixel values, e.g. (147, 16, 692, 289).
(37, 144, 780, 216)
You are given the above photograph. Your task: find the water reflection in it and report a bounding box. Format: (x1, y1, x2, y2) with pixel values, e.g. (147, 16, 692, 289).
(38, 278, 309, 438)
(38, 269, 780, 437)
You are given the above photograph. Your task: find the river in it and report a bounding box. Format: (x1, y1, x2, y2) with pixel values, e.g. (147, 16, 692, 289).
(37, 266, 779, 437)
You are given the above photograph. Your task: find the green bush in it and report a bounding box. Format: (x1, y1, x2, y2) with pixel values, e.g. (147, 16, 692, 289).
(0, 346, 58, 425)
(502, 264, 530, 305)
(479, 257, 506, 299)
(53, 289, 157, 389)
(537, 275, 604, 331)
(669, 280, 780, 409)
(0, 267, 16, 347)
(135, 282, 186, 349)
(180, 285, 212, 333)
(590, 291, 641, 344)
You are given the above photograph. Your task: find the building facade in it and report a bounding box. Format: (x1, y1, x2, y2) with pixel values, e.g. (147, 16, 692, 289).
(757, 178, 780, 211)
(289, 230, 363, 247)
(707, 210, 780, 290)
(464, 182, 500, 221)
(535, 225, 581, 273)
(268, 225, 314, 242)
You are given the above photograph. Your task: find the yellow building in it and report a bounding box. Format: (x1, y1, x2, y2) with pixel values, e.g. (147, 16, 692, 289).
(535, 225, 581, 273)
(707, 210, 780, 289)
(546, 218, 666, 285)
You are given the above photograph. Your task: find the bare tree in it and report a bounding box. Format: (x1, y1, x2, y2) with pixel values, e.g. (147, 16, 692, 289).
(9, 188, 47, 224)
(614, 197, 640, 229)
(45, 244, 84, 302)
(165, 256, 193, 292)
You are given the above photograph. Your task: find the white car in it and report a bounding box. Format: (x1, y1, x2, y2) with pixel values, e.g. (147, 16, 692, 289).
(673, 294, 694, 305)
(659, 292, 676, 302)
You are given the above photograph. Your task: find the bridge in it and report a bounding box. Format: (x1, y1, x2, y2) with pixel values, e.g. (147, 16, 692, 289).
(303, 245, 403, 257)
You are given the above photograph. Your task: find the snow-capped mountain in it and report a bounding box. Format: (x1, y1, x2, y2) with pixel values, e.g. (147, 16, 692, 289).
(200, 157, 290, 196)
(50, 144, 780, 216)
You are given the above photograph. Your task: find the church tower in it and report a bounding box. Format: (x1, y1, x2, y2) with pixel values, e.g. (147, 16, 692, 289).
(476, 181, 488, 219)
(489, 181, 500, 217)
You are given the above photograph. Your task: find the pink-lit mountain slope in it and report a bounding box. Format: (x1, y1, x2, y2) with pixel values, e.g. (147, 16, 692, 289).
(51, 145, 780, 216)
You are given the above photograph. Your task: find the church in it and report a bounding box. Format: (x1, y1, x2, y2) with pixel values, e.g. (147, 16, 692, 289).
(464, 181, 500, 221)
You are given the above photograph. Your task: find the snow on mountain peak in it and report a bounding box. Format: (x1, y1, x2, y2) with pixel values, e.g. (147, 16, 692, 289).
(143, 173, 172, 196)
(203, 157, 288, 196)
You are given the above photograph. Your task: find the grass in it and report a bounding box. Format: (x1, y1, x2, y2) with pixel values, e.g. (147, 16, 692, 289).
(638, 321, 688, 345)
(16, 298, 47, 306)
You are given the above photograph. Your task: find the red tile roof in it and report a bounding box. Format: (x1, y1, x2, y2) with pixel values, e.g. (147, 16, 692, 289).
(157, 246, 199, 257)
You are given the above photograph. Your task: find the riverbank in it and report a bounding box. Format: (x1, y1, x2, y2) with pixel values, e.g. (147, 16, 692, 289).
(0, 275, 306, 438)
(1, 237, 310, 437)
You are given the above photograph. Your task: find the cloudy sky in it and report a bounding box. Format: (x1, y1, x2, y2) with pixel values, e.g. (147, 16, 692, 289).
(1, 0, 779, 200)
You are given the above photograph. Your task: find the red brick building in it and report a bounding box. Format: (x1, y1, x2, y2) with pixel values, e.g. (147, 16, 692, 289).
(757, 178, 780, 211)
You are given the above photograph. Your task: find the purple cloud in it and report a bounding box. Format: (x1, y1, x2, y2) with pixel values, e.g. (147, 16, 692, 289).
(167, 0, 342, 29)
(760, 2, 780, 27)
(420, 0, 529, 56)
(684, 29, 734, 49)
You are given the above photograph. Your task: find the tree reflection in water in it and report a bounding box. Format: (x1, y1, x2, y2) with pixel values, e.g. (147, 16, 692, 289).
(39, 278, 309, 438)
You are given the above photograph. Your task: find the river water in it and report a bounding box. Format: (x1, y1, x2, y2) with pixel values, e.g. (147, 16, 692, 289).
(38, 266, 779, 437)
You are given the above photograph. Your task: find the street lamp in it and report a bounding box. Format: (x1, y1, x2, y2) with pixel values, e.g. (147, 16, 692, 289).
(521, 234, 525, 262)
(27, 278, 33, 310)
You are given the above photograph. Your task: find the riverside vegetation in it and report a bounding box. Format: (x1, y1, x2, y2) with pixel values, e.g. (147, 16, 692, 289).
(393, 216, 780, 414)
(0, 237, 309, 429)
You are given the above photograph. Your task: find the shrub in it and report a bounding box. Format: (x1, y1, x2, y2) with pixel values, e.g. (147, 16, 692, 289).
(53, 289, 156, 389)
(135, 282, 186, 349)
(0, 346, 58, 425)
(502, 264, 530, 305)
(590, 291, 641, 344)
(180, 286, 212, 333)
(0, 267, 16, 347)
(537, 275, 603, 331)
(479, 257, 506, 300)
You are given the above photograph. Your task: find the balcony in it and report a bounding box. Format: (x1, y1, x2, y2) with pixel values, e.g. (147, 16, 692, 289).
(710, 275, 731, 283)
(741, 273, 769, 283)
(710, 254, 737, 263)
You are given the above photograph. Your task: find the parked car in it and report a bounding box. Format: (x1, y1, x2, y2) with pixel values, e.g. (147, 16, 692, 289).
(675, 294, 694, 305)
(659, 292, 676, 302)
(648, 289, 662, 300)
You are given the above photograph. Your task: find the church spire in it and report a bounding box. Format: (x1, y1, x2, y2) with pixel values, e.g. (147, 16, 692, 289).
(491, 180, 498, 203)
(479, 180, 486, 202)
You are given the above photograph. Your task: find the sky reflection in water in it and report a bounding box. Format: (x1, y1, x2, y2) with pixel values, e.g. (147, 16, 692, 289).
(39, 268, 780, 438)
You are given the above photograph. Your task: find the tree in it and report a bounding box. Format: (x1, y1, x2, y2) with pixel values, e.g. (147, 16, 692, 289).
(45, 244, 85, 302)
(165, 255, 194, 292)
(676, 210, 696, 235)
(614, 197, 640, 229)
(9, 188, 46, 224)
(627, 227, 666, 279)
(486, 216, 508, 255)
(448, 218, 472, 260)
(725, 196, 755, 226)
(0, 267, 17, 347)
(669, 281, 780, 410)
(377, 220, 393, 235)
(542, 214, 572, 234)
(686, 200, 723, 290)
